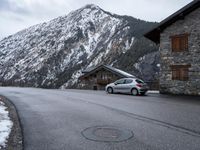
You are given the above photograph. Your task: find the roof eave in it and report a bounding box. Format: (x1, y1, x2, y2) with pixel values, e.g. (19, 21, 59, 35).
(144, 29, 160, 44)
(144, 0, 200, 44)
(79, 65, 134, 79)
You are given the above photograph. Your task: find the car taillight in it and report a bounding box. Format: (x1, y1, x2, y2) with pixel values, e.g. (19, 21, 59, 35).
(136, 84, 142, 88)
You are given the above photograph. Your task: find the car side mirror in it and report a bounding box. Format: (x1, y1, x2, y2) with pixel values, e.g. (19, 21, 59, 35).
(114, 82, 118, 85)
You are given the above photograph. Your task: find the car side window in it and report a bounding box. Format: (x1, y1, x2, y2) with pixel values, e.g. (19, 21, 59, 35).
(115, 79, 125, 85)
(125, 79, 133, 84)
(135, 79, 144, 84)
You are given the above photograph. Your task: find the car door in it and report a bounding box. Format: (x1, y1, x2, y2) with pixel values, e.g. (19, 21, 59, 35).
(113, 79, 126, 93)
(123, 79, 134, 93)
(116, 78, 133, 93)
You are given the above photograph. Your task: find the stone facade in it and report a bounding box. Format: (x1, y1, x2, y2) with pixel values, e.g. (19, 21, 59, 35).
(159, 7, 200, 95)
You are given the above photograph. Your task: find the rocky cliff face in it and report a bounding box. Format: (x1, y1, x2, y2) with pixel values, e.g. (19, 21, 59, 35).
(0, 4, 158, 88)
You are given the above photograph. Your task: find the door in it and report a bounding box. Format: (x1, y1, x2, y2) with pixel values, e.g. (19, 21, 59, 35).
(113, 79, 126, 93)
(123, 79, 134, 93)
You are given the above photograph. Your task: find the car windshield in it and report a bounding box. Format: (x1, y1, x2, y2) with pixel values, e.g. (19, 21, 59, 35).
(135, 79, 144, 84)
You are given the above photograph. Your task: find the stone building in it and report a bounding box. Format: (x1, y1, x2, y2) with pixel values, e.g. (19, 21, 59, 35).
(145, 0, 200, 95)
(79, 65, 135, 90)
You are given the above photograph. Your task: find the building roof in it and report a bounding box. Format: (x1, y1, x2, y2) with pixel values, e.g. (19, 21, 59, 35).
(144, 0, 200, 44)
(80, 65, 135, 79)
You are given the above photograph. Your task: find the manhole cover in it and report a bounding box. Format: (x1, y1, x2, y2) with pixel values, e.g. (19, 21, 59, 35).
(81, 126, 133, 142)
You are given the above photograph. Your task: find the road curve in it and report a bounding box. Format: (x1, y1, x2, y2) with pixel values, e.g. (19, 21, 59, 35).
(0, 87, 200, 150)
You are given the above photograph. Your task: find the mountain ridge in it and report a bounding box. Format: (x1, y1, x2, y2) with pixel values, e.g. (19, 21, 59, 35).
(0, 4, 159, 88)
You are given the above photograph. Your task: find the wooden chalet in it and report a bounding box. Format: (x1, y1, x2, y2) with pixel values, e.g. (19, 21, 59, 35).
(78, 65, 135, 90)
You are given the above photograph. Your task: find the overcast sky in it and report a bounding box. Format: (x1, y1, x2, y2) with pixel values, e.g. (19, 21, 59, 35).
(0, 0, 193, 40)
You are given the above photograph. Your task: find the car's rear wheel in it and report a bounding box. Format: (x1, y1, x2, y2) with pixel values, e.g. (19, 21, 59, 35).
(131, 88, 138, 96)
(107, 87, 113, 94)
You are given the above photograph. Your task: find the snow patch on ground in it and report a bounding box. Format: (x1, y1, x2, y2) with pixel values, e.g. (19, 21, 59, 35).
(0, 100, 13, 148)
(147, 91, 160, 94)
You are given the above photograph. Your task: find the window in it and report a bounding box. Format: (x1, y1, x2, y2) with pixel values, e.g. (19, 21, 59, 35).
(114, 79, 125, 85)
(171, 34, 189, 52)
(171, 65, 191, 81)
(135, 79, 144, 84)
(125, 79, 133, 84)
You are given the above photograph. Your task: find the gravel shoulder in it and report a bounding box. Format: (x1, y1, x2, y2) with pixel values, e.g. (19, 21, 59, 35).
(0, 96, 23, 150)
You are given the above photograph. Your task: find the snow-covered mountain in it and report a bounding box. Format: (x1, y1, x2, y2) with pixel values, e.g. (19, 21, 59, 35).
(0, 4, 158, 88)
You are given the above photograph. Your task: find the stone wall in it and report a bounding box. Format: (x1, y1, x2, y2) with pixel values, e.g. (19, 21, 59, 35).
(160, 7, 200, 95)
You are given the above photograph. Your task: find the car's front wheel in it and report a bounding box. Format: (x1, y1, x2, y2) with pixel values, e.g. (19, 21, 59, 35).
(131, 88, 138, 96)
(107, 87, 113, 94)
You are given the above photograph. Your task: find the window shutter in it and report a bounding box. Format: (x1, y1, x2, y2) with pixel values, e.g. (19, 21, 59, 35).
(172, 69, 180, 80)
(171, 65, 190, 81)
(172, 37, 180, 52)
(171, 34, 189, 52)
(180, 35, 188, 51)
(181, 68, 189, 81)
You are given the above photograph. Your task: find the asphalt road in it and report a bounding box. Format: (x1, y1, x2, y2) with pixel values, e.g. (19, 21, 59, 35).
(0, 87, 200, 150)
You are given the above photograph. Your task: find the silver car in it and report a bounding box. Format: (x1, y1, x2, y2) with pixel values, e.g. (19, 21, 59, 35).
(105, 78, 149, 96)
